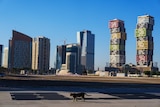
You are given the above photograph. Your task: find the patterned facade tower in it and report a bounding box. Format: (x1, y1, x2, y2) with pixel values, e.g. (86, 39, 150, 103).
(109, 19, 127, 67)
(135, 15, 154, 67)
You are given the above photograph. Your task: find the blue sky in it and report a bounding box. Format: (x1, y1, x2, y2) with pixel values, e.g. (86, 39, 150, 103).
(0, 0, 160, 70)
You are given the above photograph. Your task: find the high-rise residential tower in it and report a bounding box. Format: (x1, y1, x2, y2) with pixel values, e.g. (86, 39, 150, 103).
(77, 30, 95, 71)
(8, 30, 32, 69)
(3, 47, 8, 68)
(56, 45, 66, 70)
(65, 43, 81, 74)
(0, 44, 3, 67)
(135, 15, 154, 67)
(32, 36, 50, 73)
(109, 19, 127, 67)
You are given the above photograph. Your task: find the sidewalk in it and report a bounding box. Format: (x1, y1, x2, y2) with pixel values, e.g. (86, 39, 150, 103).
(0, 91, 160, 107)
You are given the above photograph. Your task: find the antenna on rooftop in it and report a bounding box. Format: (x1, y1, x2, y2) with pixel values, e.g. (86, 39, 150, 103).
(60, 39, 67, 45)
(64, 38, 67, 45)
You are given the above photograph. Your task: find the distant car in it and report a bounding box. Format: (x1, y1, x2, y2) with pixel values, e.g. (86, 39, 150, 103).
(0, 73, 5, 77)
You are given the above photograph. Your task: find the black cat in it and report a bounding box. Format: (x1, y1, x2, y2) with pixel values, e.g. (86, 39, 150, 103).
(70, 92, 89, 101)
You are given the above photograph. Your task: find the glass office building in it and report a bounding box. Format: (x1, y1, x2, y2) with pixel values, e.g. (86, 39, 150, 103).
(56, 45, 66, 70)
(66, 44, 81, 74)
(77, 30, 95, 71)
(8, 30, 32, 69)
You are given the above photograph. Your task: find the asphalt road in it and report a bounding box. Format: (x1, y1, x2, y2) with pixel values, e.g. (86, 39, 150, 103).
(0, 75, 160, 107)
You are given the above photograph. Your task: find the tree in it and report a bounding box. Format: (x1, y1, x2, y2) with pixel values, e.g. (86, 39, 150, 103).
(157, 71, 160, 75)
(143, 71, 151, 77)
(122, 64, 131, 76)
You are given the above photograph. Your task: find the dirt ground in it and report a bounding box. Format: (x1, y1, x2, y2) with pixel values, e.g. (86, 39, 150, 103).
(1, 74, 160, 84)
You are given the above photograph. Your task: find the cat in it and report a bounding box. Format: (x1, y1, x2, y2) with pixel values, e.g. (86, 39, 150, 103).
(70, 92, 89, 101)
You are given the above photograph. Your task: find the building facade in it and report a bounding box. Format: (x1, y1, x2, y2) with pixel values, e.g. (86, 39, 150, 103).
(32, 36, 50, 73)
(135, 15, 154, 67)
(56, 45, 66, 70)
(3, 47, 8, 68)
(109, 19, 127, 67)
(66, 43, 81, 74)
(77, 30, 95, 71)
(0, 44, 3, 67)
(8, 30, 32, 69)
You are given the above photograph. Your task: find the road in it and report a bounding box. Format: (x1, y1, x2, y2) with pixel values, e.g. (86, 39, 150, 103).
(0, 75, 160, 107)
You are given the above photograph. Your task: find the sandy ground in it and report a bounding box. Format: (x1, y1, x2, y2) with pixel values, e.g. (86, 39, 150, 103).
(1, 74, 160, 84)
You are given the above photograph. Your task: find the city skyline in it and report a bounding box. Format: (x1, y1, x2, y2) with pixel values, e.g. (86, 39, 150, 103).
(0, 0, 160, 70)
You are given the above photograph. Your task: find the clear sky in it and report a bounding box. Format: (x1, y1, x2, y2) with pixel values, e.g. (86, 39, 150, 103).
(0, 0, 160, 70)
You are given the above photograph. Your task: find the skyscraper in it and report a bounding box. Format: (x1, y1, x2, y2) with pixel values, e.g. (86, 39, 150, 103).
(66, 43, 81, 74)
(56, 45, 66, 70)
(8, 30, 32, 69)
(135, 15, 154, 67)
(32, 36, 50, 73)
(109, 19, 127, 67)
(0, 44, 3, 67)
(77, 30, 95, 71)
(3, 47, 8, 68)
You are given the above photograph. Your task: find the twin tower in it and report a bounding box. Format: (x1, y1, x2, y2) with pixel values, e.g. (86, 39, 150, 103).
(109, 15, 154, 68)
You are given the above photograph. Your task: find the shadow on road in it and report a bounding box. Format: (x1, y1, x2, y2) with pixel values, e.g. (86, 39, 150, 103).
(10, 92, 70, 100)
(10, 92, 160, 100)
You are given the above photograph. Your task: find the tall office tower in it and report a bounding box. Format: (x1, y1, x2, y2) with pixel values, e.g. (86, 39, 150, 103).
(8, 30, 32, 69)
(56, 45, 66, 70)
(135, 15, 154, 67)
(66, 43, 81, 74)
(77, 30, 95, 71)
(3, 47, 8, 68)
(32, 36, 50, 73)
(0, 44, 3, 67)
(109, 19, 127, 67)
